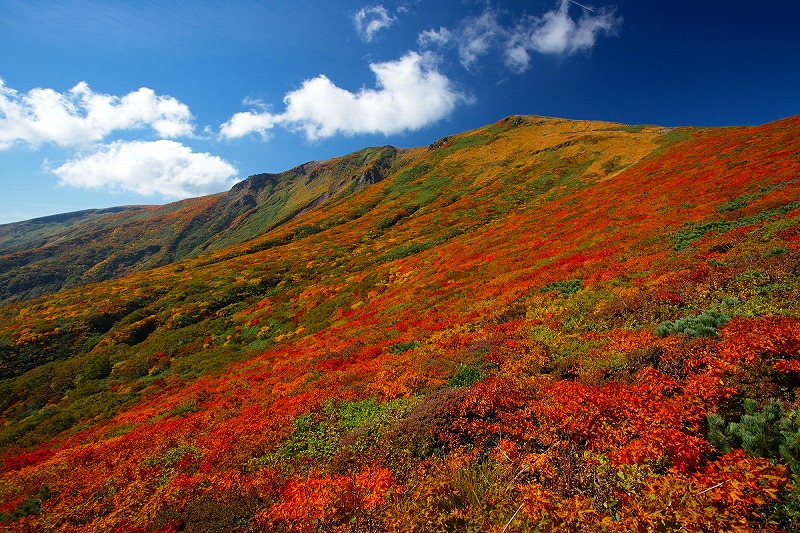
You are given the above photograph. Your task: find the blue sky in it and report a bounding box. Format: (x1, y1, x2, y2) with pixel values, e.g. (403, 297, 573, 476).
(1, 0, 798, 224)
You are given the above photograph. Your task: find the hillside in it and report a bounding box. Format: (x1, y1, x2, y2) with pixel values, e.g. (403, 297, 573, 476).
(1, 115, 800, 532)
(0, 146, 398, 305)
(0, 207, 151, 251)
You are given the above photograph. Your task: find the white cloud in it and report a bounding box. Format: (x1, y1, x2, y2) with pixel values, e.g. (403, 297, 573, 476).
(220, 51, 467, 141)
(418, 1, 621, 74)
(504, 42, 531, 74)
(354, 5, 396, 42)
(418, 27, 452, 48)
(457, 12, 503, 70)
(0, 79, 194, 149)
(524, 0, 621, 56)
(220, 109, 277, 140)
(51, 140, 238, 198)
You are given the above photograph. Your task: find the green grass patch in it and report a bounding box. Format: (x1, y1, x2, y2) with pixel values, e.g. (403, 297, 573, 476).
(268, 398, 413, 465)
(447, 363, 486, 388)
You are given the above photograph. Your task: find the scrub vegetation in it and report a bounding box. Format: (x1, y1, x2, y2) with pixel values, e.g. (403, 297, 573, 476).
(1, 114, 800, 532)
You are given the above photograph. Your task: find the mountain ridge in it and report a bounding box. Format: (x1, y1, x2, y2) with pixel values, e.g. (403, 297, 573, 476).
(0, 145, 401, 305)
(0, 113, 669, 305)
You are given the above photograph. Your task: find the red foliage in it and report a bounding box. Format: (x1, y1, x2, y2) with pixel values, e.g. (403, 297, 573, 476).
(1, 115, 799, 531)
(262, 466, 397, 531)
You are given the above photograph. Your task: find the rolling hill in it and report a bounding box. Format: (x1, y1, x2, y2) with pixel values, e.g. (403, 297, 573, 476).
(1, 115, 799, 532)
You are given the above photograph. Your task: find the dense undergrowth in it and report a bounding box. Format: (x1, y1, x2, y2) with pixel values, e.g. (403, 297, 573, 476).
(1, 115, 800, 531)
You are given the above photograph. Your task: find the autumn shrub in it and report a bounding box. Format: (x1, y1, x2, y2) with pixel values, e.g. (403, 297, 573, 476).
(392, 388, 469, 459)
(716, 316, 800, 403)
(260, 465, 396, 533)
(1, 115, 799, 532)
(384, 455, 527, 533)
(611, 450, 787, 533)
(1, 322, 89, 379)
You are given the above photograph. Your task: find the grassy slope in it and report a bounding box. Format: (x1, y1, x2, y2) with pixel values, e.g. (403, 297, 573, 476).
(0, 206, 152, 251)
(0, 115, 799, 531)
(0, 146, 398, 306)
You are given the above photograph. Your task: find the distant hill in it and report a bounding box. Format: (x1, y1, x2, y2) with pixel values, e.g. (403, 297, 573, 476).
(0, 206, 150, 251)
(1, 115, 799, 532)
(0, 146, 398, 304)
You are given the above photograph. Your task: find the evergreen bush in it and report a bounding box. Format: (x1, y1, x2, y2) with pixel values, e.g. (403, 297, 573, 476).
(655, 309, 731, 337)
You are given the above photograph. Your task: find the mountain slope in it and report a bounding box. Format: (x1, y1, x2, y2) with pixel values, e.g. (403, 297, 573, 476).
(0, 206, 151, 251)
(0, 146, 399, 305)
(1, 115, 799, 532)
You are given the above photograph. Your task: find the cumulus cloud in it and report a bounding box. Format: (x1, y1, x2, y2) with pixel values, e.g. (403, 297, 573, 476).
(0, 80, 193, 149)
(220, 51, 467, 141)
(219, 108, 277, 140)
(51, 140, 238, 198)
(354, 5, 396, 42)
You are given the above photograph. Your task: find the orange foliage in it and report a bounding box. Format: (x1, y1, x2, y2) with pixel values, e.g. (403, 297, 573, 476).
(1, 115, 800, 531)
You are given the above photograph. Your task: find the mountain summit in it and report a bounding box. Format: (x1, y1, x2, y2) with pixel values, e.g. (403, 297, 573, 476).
(1, 115, 800, 532)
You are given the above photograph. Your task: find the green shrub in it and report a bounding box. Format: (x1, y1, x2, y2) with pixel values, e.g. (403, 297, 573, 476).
(168, 401, 200, 418)
(673, 201, 800, 250)
(271, 398, 412, 465)
(539, 279, 582, 295)
(79, 353, 111, 381)
(716, 195, 751, 213)
(0, 485, 50, 522)
(708, 399, 785, 455)
(390, 341, 420, 354)
(378, 241, 438, 263)
(654, 309, 731, 338)
(708, 399, 800, 528)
